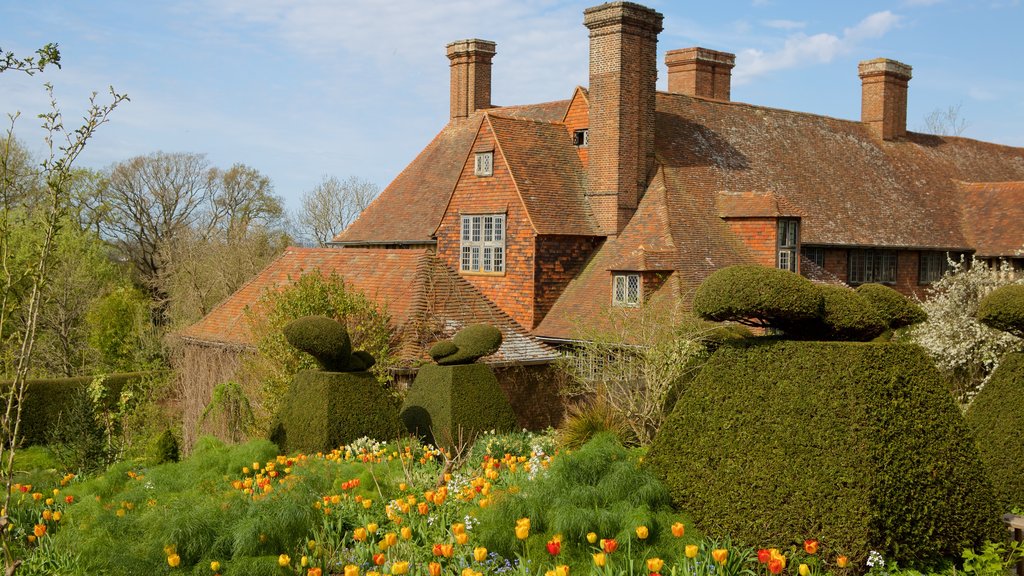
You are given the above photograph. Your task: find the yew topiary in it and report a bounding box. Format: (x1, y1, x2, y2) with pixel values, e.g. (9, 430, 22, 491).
(966, 352, 1024, 511)
(283, 315, 375, 371)
(977, 284, 1024, 338)
(692, 265, 823, 334)
(812, 284, 887, 341)
(646, 340, 1001, 565)
(429, 324, 503, 365)
(856, 283, 927, 329)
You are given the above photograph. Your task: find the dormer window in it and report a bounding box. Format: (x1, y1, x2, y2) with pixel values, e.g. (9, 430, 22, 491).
(474, 152, 493, 177)
(460, 214, 505, 273)
(777, 219, 799, 272)
(612, 273, 640, 307)
(573, 129, 589, 147)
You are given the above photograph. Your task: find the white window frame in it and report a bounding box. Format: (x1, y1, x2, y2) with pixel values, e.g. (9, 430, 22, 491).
(474, 152, 493, 177)
(612, 273, 641, 307)
(460, 214, 505, 274)
(777, 219, 799, 272)
(573, 129, 589, 147)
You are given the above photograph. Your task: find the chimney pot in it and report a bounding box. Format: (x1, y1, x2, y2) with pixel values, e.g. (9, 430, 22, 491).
(665, 47, 735, 101)
(447, 39, 496, 120)
(858, 57, 912, 140)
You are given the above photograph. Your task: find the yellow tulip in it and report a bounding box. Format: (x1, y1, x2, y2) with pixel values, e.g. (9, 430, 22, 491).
(354, 527, 368, 542)
(554, 565, 569, 576)
(279, 554, 291, 567)
(167, 554, 181, 568)
(635, 526, 649, 540)
(210, 561, 220, 571)
(301, 556, 309, 567)
(515, 524, 529, 540)
(712, 549, 728, 565)
(452, 523, 466, 535)
(593, 553, 607, 567)
(345, 565, 360, 576)
(647, 558, 665, 572)
(685, 545, 699, 559)
(384, 532, 398, 547)
(474, 547, 488, 562)
(799, 564, 810, 576)
(462, 568, 476, 576)
(456, 532, 469, 545)
(401, 527, 412, 540)
(587, 532, 598, 544)
(392, 561, 410, 575)
(363, 499, 373, 509)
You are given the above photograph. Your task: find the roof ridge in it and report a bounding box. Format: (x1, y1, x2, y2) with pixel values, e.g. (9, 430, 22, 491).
(485, 111, 565, 127)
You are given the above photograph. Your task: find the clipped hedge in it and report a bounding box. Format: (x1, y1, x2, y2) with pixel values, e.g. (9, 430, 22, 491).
(401, 364, 516, 450)
(429, 324, 503, 365)
(812, 284, 886, 341)
(646, 341, 1000, 565)
(11, 372, 156, 447)
(692, 265, 822, 333)
(274, 370, 402, 454)
(966, 352, 1024, 511)
(855, 283, 927, 329)
(977, 284, 1024, 338)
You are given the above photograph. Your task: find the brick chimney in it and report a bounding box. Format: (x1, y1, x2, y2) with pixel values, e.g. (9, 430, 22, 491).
(665, 47, 735, 101)
(858, 58, 912, 141)
(447, 39, 496, 120)
(583, 2, 663, 235)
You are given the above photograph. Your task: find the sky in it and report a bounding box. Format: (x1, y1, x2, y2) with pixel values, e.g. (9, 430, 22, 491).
(2, 0, 1022, 213)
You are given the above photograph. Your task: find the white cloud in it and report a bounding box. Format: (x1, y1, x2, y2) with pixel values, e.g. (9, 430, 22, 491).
(734, 11, 902, 84)
(762, 19, 807, 30)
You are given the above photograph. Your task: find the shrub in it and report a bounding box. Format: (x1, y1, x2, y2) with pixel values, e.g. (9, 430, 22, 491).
(282, 315, 353, 370)
(153, 429, 180, 464)
(811, 284, 887, 341)
(557, 397, 636, 449)
(646, 340, 1001, 566)
(856, 283, 927, 329)
(692, 265, 823, 333)
(401, 364, 516, 450)
(966, 352, 1024, 511)
(275, 370, 402, 454)
(977, 284, 1024, 338)
(429, 324, 503, 365)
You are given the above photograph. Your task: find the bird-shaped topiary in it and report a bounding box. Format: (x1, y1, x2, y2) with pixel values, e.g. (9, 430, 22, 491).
(283, 315, 376, 372)
(428, 323, 503, 365)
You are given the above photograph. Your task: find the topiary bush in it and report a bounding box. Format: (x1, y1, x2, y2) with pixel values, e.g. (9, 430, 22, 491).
(429, 324, 503, 365)
(966, 352, 1024, 511)
(646, 340, 1001, 566)
(811, 284, 887, 341)
(856, 283, 927, 329)
(400, 364, 516, 450)
(275, 370, 403, 454)
(977, 284, 1024, 338)
(692, 265, 823, 333)
(283, 315, 376, 371)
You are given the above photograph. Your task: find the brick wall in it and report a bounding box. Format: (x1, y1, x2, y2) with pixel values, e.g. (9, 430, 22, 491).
(534, 235, 602, 327)
(494, 364, 566, 430)
(820, 248, 927, 299)
(725, 218, 778, 268)
(858, 58, 911, 141)
(563, 89, 590, 169)
(435, 119, 537, 329)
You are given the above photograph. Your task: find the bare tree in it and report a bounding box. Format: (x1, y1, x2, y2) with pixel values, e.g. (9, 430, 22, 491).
(207, 163, 283, 241)
(295, 175, 378, 246)
(923, 102, 969, 137)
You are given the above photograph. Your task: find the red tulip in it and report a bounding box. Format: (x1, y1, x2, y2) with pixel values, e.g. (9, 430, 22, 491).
(547, 539, 561, 556)
(758, 549, 771, 564)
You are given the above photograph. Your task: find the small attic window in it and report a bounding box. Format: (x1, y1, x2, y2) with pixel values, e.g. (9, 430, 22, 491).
(573, 129, 589, 147)
(612, 273, 640, 307)
(474, 152, 493, 177)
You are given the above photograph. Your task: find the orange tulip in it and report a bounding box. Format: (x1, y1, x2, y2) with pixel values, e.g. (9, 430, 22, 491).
(455, 532, 469, 545)
(647, 558, 665, 573)
(768, 559, 785, 575)
(601, 539, 618, 554)
(452, 523, 466, 535)
(429, 562, 442, 576)
(474, 547, 488, 562)
(373, 553, 386, 566)
(353, 527, 368, 542)
(33, 524, 46, 538)
(712, 549, 728, 565)
(837, 556, 849, 569)
(308, 569, 323, 576)
(401, 527, 412, 541)
(804, 540, 819, 555)
(671, 522, 685, 538)
(418, 502, 430, 515)
(440, 543, 454, 558)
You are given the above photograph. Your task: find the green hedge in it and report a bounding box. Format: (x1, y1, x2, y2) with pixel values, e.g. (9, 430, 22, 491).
(966, 352, 1024, 511)
(855, 283, 927, 329)
(692, 265, 823, 333)
(646, 341, 1000, 566)
(10, 372, 156, 447)
(274, 370, 402, 454)
(812, 284, 886, 341)
(977, 284, 1024, 338)
(401, 364, 516, 450)
(429, 324, 503, 365)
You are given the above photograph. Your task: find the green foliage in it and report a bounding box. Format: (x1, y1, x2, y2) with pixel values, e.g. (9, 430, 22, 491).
(401, 364, 516, 450)
(474, 433, 695, 565)
(85, 285, 157, 373)
(199, 380, 256, 444)
(856, 283, 927, 329)
(467, 429, 556, 466)
(46, 384, 108, 473)
(646, 340, 1002, 566)
(812, 284, 887, 341)
(966, 352, 1024, 511)
(557, 397, 636, 449)
(693, 265, 823, 333)
(977, 284, 1024, 338)
(276, 370, 403, 454)
(153, 428, 180, 464)
(244, 269, 396, 425)
(962, 540, 1024, 576)
(430, 323, 503, 365)
(283, 315, 353, 370)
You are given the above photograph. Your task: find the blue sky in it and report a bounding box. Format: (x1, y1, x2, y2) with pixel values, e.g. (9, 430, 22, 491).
(2, 0, 1022, 213)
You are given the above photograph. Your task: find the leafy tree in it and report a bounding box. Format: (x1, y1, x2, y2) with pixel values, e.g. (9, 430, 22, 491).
(242, 270, 396, 427)
(910, 257, 1023, 402)
(85, 285, 158, 373)
(294, 175, 377, 246)
(0, 43, 127, 571)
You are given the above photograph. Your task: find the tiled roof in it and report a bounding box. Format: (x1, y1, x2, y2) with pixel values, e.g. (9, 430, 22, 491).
(488, 114, 600, 236)
(334, 116, 484, 244)
(179, 247, 555, 368)
(716, 191, 803, 218)
(489, 100, 570, 123)
(957, 181, 1024, 257)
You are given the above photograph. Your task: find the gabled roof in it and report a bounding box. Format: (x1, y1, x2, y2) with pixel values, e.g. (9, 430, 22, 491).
(179, 247, 555, 368)
(487, 114, 600, 236)
(957, 181, 1024, 257)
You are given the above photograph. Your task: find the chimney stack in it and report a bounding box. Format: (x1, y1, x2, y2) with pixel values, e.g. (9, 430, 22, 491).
(858, 58, 912, 141)
(665, 47, 735, 101)
(583, 1, 663, 235)
(447, 39, 496, 120)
